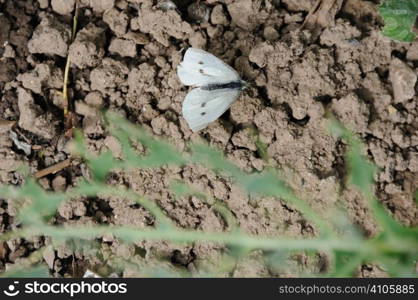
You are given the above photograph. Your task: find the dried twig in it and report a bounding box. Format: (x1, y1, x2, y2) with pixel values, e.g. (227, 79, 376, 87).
(62, 2, 79, 116)
(34, 159, 72, 179)
(62, 2, 80, 139)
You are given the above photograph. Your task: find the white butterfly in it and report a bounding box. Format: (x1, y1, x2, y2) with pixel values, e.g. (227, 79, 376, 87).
(177, 48, 247, 132)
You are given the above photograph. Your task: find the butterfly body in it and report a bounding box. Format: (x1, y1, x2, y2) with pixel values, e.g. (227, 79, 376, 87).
(201, 80, 247, 91)
(177, 48, 246, 132)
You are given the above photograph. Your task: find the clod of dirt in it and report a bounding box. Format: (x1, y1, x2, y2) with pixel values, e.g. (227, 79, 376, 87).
(189, 31, 207, 49)
(0, 151, 21, 183)
(52, 175, 67, 192)
(282, 0, 316, 12)
(0, 242, 9, 260)
(75, 100, 104, 136)
(109, 38, 137, 57)
(227, 0, 269, 31)
(51, 0, 75, 15)
(341, 188, 379, 237)
(123, 31, 150, 45)
(250, 38, 340, 120)
(230, 96, 263, 126)
(0, 59, 16, 84)
(126, 62, 160, 106)
(235, 55, 260, 81)
(37, 0, 49, 9)
(56, 244, 74, 259)
(263, 26, 279, 41)
(303, 0, 344, 38)
(231, 128, 257, 151)
(249, 42, 287, 69)
(17, 87, 57, 140)
(103, 8, 129, 36)
(409, 153, 418, 173)
(8, 246, 27, 263)
(90, 58, 129, 94)
(87, 0, 115, 13)
(85, 91, 104, 108)
(356, 32, 392, 73)
(320, 19, 361, 47)
(103, 136, 122, 159)
(58, 199, 87, 219)
(360, 72, 392, 118)
(406, 43, 418, 61)
(389, 58, 417, 104)
(2, 44, 16, 58)
(387, 192, 418, 227)
(284, 12, 304, 24)
(130, 5, 192, 47)
(69, 24, 106, 69)
(28, 15, 71, 57)
(233, 254, 270, 277)
(211, 5, 228, 26)
(330, 93, 369, 133)
(342, 0, 380, 30)
(17, 63, 63, 94)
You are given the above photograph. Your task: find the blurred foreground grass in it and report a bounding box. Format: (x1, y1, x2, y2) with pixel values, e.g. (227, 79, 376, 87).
(0, 112, 417, 277)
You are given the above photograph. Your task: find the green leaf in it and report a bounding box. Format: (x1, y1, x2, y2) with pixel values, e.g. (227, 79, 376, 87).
(239, 171, 292, 199)
(328, 118, 418, 240)
(1, 110, 417, 278)
(346, 140, 377, 195)
(1, 265, 49, 278)
(328, 118, 377, 194)
(255, 138, 269, 162)
(105, 112, 186, 167)
(379, 0, 418, 42)
(17, 179, 66, 225)
(88, 151, 115, 181)
(330, 251, 363, 277)
(191, 143, 242, 178)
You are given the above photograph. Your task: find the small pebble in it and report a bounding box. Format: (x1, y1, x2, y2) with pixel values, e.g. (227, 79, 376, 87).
(157, 0, 177, 11)
(188, 2, 210, 23)
(263, 26, 279, 41)
(51, 0, 75, 15)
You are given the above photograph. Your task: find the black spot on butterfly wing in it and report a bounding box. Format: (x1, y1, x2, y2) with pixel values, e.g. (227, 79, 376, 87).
(198, 61, 204, 65)
(198, 68, 217, 78)
(201, 102, 206, 107)
(201, 112, 206, 116)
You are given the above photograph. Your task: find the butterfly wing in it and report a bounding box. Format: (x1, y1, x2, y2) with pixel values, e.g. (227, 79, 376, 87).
(177, 48, 240, 86)
(182, 87, 240, 132)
